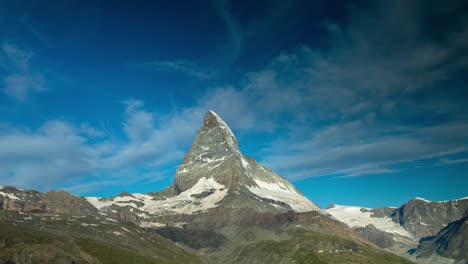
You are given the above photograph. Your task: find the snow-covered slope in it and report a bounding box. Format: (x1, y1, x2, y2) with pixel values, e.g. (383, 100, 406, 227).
(87, 177, 228, 215)
(326, 205, 412, 237)
(247, 178, 318, 212)
(86, 110, 321, 219)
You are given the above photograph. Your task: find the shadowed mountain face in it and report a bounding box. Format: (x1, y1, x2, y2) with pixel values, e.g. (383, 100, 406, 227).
(413, 216, 468, 263)
(0, 111, 416, 264)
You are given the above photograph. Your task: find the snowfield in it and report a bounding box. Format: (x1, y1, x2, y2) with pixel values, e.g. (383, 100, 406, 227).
(86, 177, 228, 215)
(326, 205, 412, 237)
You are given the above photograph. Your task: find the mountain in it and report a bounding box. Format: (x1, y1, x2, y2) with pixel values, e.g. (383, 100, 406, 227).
(0, 111, 415, 263)
(85, 110, 320, 227)
(326, 197, 468, 264)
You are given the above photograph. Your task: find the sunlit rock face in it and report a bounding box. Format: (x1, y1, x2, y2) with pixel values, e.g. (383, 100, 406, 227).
(391, 197, 468, 239)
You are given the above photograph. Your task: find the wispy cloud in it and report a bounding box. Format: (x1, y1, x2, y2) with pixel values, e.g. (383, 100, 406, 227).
(214, 0, 244, 61)
(437, 158, 468, 166)
(1, 42, 47, 101)
(138, 59, 216, 80)
(233, 0, 468, 178)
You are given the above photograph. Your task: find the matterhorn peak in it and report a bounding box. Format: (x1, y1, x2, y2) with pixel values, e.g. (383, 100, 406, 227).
(87, 110, 321, 218)
(203, 110, 225, 128)
(170, 110, 321, 213)
(201, 110, 238, 149)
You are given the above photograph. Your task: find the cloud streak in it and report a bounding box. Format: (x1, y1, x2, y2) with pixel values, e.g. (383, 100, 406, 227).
(138, 59, 216, 80)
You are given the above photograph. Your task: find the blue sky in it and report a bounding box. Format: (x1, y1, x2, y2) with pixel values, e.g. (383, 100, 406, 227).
(0, 0, 467, 208)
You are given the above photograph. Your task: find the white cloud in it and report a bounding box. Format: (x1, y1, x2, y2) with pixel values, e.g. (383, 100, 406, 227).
(0, 120, 95, 189)
(80, 122, 105, 138)
(102, 101, 204, 170)
(123, 99, 155, 142)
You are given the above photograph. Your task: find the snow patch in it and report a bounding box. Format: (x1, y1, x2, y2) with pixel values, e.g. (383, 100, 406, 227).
(0, 191, 21, 200)
(241, 157, 250, 169)
(113, 231, 123, 236)
(140, 222, 166, 228)
(202, 156, 226, 164)
(414, 197, 432, 203)
(247, 179, 320, 212)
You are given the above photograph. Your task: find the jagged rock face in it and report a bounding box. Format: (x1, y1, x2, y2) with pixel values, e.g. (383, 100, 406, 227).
(391, 197, 468, 239)
(367, 207, 397, 218)
(413, 216, 468, 264)
(0, 186, 97, 215)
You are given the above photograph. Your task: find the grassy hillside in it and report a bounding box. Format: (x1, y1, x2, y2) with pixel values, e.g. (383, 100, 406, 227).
(0, 212, 203, 264)
(225, 228, 415, 264)
(0, 210, 416, 264)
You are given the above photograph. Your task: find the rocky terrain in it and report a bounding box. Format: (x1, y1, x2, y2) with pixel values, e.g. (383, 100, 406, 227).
(392, 197, 468, 239)
(0, 111, 416, 264)
(0, 187, 97, 215)
(326, 197, 468, 264)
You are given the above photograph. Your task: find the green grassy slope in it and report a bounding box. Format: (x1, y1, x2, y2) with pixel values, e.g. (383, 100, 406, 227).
(225, 228, 415, 264)
(0, 212, 204, 264)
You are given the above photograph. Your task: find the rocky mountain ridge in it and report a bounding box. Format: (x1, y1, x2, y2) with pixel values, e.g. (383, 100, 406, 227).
(0, 186, 97, 215)
(326, 197, 468, 264)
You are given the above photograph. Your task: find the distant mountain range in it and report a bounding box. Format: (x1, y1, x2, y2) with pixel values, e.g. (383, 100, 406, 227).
(327, 197, 468, 264)
(0, 111, 464, 264)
